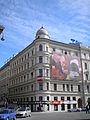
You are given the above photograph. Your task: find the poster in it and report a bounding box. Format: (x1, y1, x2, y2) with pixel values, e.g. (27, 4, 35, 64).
(51, 52, 81, 80)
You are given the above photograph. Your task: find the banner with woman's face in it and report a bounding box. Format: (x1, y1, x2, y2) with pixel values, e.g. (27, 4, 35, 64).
(51, 52, 81, 80)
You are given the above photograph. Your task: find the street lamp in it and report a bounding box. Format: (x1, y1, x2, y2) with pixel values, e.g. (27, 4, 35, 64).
(0, 25, 5, 41)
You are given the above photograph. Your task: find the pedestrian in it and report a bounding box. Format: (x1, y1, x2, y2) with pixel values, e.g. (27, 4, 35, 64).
(86, 104, 89, 114)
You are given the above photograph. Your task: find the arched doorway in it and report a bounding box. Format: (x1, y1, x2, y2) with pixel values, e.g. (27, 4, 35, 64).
(78, 98, 82, 108)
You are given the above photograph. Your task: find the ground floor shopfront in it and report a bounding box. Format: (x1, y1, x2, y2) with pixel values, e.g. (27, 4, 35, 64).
(17, 100, 78, 112)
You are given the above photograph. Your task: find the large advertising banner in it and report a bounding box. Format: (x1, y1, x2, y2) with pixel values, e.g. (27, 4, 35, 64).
(51, 52, 81, 80)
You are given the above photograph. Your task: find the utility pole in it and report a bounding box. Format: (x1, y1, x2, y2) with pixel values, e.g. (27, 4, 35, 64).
(0, 25, 5, 41)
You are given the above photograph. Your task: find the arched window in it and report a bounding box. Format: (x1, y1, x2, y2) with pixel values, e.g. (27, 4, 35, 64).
(39, 44, 43, 51)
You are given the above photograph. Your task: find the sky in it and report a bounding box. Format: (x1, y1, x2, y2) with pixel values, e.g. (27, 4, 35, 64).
(0, 0, 90, 67)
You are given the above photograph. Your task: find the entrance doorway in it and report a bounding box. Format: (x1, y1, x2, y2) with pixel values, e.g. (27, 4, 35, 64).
(78, 98, 82, 108)
(54, 104, 58, 111)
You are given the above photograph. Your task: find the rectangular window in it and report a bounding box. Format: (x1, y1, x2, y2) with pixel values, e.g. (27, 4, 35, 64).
(27, 62, 29, 69)
(47, 96, 49, 101)
(39, 69, 43, 76)
(39, 56, 43, 63)
(85, 63, 87, 69)
(47, 82, 49, 90)
(27, 74, 29, 80)
(24, 64, 26, 70)
(24, 75, 26, 81)
(67, 84, 69, 91)
(31, 97, 33, 101)
(46, 46, 48, 52)
(32, 60, 34, 66)
(87, 85, 89, 92)
(54, 96, 58, 101)
(78, 85, 81, 92)
(39, 83, 43, 91)
(31, 84, 33, 91)
(39, 44, 42, 51)
(54, 83, 57, 91)
(61, 96, 64, 100)
(32, 50, 33, 56)
(46, 69, 49, 77)
(53, 48, 55, 51)
(71, 85, 73, 92)
(39, 96, 43, 101)
(31, 72, 33, 79)
(86, 74, 88, 80)
(63, 84, 65, 91)
(25, 54, 26, 60)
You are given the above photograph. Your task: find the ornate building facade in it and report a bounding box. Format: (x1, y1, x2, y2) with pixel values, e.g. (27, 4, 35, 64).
(0, 27, 90, 111)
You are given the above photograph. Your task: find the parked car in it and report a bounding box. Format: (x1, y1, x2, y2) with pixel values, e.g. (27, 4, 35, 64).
(0, 108, 16, 120)
(68, 108, 80, 112)
(81, 107, 86, 111)
(16, 107, 31, 118)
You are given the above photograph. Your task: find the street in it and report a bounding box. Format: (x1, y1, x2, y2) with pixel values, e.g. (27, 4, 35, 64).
(17, 112, 90, 120)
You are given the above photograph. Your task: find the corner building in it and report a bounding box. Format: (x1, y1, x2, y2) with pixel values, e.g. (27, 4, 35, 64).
(7, 27, 90, 112)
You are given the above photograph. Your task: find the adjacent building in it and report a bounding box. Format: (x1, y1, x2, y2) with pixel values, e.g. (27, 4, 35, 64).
(0, 27, 90, 111)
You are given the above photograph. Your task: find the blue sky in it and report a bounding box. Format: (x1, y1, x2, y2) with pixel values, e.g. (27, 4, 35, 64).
(0, 0, 90, 67)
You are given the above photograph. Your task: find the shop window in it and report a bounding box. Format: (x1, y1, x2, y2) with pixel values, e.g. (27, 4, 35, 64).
(67, 104, 71, 109)
(73, 97, 76, 101)
(47, 104, 49, 111)
(61, 104, 65, 111)
(73, 104, 76, 108)
(67, 97, 70, 101)
(54, 104, 58, 111)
